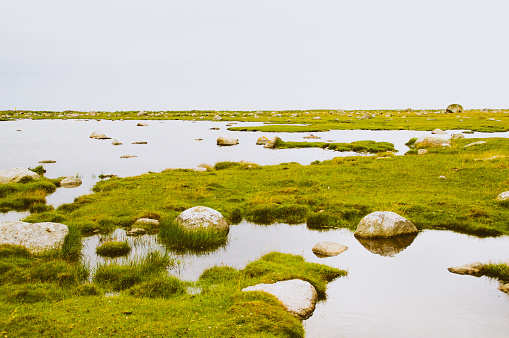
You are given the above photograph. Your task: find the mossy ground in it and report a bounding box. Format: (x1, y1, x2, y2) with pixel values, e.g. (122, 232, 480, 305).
(2, 108, 508, 132)
(24, 137, 509, 237)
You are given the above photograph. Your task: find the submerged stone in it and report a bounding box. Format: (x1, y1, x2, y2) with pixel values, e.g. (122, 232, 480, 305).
(356, 234, 417, 257)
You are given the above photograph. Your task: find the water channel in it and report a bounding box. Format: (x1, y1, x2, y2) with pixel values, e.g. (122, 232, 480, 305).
(1, 119, 509, 337)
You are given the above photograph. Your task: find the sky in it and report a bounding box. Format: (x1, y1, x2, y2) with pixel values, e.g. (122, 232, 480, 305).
(1, 0, 508, 111)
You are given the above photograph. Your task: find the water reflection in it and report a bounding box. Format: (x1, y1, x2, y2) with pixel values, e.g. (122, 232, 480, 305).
(355, 233, 418, 257)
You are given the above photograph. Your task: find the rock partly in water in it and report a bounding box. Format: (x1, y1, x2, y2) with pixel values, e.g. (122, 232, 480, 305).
(354, 211, 418, 238)
(447, 262, 484, 276)
(496, 191, 509, 201)
(38, 160, 56, 164)
(264, 137, 282, 149)
(446, 104, 463, 114)
(133, 218, 159, 228)
(120, 155, 137, 159)
(431, 129, 447, 135)
(126, 228, 147, 236)
(451, 134, 465, 140)
(0, 168, 40, 184)
(312, 241, 348, 257)
(132, 141, 148, 144)
(60, 176, 82, 188)
(197, 163, 213, 171)
(414, 136, 451, 148)
(0, 221, 69, 253)
(256, 136, 270, 145)
(137, 122, 148, 126)
(217, 137, 239, 146)
(356, 234, 417, 257)
(242, 279, 318, 318)
(176, 206, 229, 232)
(112, 139, 123, 145)
(89, 132, 111, 139)
(499, 284, 509, 295)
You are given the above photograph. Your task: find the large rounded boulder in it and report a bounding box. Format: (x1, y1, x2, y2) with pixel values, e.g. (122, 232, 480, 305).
(176, 206, 229, 232)
(446, 104, 463, 114)
(354, 211, 418, 238)
(0, 221, 69, 253)
(0, 168, 40, 184)
(414, 136, 450, 148)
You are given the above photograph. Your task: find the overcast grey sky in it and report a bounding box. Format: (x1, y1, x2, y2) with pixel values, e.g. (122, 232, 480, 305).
(1, 0, 508, 111)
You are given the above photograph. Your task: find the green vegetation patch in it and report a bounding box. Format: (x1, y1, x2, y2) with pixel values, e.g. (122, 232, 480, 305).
(480, 263, 509, 282)
(96, 240, 131, 257)
(273, 139, 396, 153)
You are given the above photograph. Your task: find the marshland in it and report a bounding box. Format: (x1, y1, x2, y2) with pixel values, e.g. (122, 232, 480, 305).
(1, 108, 509, 337)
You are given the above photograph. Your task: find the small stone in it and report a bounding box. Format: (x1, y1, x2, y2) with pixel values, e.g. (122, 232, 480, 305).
(496, 191, 509, 201)
(451, 134, 465, 140)
(137, 122, 148, 126)
(132, 141, 148, 144)
(120, 155, 137, 159)
(133, 218, 159, 227)
(256, 136, 270, 145)
(498, 284, 509, 294)
(448, 262, 484, 276)
(112, 139, 123, 145)
(60, 177, 82, 188)
(126, 228, 147, 236)
(439, 175, 446, 179)
(90, 132, 111, 139)
(464, 141, 486, 148)
(217, 137, 239, 146)
(417, 149, 428, 155)
(312, 242, 348, 257)
(38, 160, 56, 164)
(431, 129, 447, 135)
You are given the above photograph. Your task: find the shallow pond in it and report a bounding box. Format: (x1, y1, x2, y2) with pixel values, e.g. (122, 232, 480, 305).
(2, 119, 509, 336)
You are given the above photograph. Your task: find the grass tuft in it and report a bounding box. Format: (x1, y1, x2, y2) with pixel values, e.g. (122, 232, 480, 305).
(96, 240, 131, 257)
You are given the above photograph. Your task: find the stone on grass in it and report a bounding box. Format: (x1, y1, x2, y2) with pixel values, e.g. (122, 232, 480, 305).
(0, 168, 40, 184)
(256, 136, 270, 145)
(447, 262, 484, 276)
(217, 137, 239, 146)
(242, 279, 318, 318)
(446, 104, 463, 114)
(417, 149, 428, 155)
(496, 191, 509, 201)
(464, 141, 486, 148)
(213, 115, 222, 121)
(137, 111, 148, 116)
(176, 206, 229, 232)
(354, 211, 418, 238)
(60, 176, 82, 188)
(451, 134, 465, 140)
(264, 137, 282, 149)
(499, 284, 509, 295)
(414, 136, 451, 148)
(312, 241, 348, 257)
(0, 221, 68, 253)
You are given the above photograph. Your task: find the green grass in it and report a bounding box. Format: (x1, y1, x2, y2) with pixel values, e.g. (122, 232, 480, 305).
(158, 219, 229, 253)
(29, 137, 509, 237)
(273, 139, 396, 153)
(480, 263, 509, 282)
(0, 251, 344, 337)
(95, 240, 131, 257)
(0, 177, 60, 213)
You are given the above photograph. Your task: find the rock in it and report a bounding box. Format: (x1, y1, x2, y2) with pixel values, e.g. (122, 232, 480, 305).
(431, 129, 447, 135)
(439, 175, 447, 179)
(176, 206, 229, 232)
(451, 134, 465, 140)
(446, 104, 463, 114)
(356, 234, 417, 257)
(137, 111, 148, 116)
(496, 191, 509, 201)
(38, 160, 56, 164)
(0, 221, 69, 253)
(417, 149, 428, 155)
(133, 218, 159, 227)
(256, 136, 270, 145)
(217, 137, 239, 146)
(210, 127, 220, 130)
(312, 241, 348, 257)
(197, 163, 213, 170)
(0, 168, 40, 184)
(312, 117, 321, 120)
(89, 132, 111, 139)
(132, 141, 148, 144)
(193, 167, 207, 172)
(137, 122, 148, 126)
(499, 284, 509, 295)
(242, 279, 318, 318)
(303, 134, 321, 139)
(360, 113, 371, 119)
(126, 228, 147, 236)
(112, 139, 123, 145)
(264, 137, 282, 149)
(60, 176, 82, 188)
(447, 262, 484, 276)
(213, 115, 222, 121)
(414, 136, 451, 148)
(464, 141, 486, 148)
(120, 155, 137, 159)
(354, 211, 418, 238)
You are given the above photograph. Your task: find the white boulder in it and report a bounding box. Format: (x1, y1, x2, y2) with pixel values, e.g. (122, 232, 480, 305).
(176, 206, 229, 232)
(242, 279, 318, 318)
(354, 211, 418, 238)
(496, 191, 509, 201)
(0, 168, 40, 184)
(0, 221, 69, 253)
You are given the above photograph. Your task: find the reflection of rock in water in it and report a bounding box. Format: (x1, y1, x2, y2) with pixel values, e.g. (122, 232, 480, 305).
(355, 234, 417, 257)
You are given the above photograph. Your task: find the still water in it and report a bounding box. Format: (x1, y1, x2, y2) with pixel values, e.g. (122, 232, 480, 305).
(2, 119, 509, 337)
